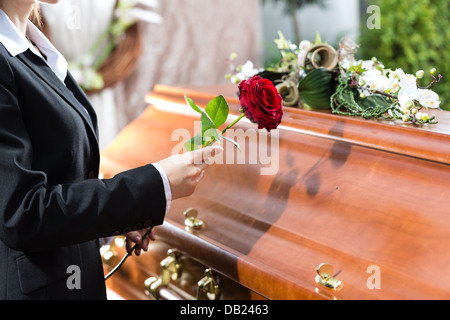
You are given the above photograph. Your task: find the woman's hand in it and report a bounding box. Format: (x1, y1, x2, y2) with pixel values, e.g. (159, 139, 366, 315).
(124, 228, 155, 256)
(124, 147, 222, 256)
(156, 146, 223, 200)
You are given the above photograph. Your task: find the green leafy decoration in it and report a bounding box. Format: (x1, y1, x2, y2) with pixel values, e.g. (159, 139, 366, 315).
(329, 72, 438, 124)
(298, 67, 334, 109)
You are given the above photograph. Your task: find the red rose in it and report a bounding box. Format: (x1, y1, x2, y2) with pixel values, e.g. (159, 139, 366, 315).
(238, 76, 283, 131)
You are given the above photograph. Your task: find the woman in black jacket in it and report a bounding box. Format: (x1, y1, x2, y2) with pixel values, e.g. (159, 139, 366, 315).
(0, 0, 221, 300)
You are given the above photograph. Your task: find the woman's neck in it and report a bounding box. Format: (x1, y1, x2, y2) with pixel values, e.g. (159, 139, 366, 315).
(0, 1, 35, 34)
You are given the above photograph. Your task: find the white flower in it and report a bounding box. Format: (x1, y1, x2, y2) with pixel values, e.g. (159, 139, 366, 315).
(417, 89, 440, 109)
(298, 40, 311, 67)
(240, 60, 259, 78)
(339, 57, 354, 70)
(340, 58, 385, 73)
(398, 87, 419, 110)
(395, 68, 417, 90)
(299, 40, 311, 52)
(231, 60, 260, 84)
(361, 60, 376, 71)
(387, 78, 400, 93)
(360, 69, 389, 93)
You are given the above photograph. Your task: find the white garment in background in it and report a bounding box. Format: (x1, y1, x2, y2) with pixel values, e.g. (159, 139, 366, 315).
(41, 0, 116, 61)
(41, 0, 119, 149)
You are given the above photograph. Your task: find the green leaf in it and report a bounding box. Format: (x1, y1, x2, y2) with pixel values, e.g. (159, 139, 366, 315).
(205, 95, 229, 129)
(185, 95, 216, 125)
(315, 32, 323, 45)
(200, 113, 217, 136)
(298, 67, 334, 109)
(184, 133, 203, 151)
(184, 94, 218, 137)
(357, 94, 391, 111)
(348, 61, 365, 74)
(185, 95, 203, 114)
(184, 128, 222, 151)
(202, 128, 221, 147)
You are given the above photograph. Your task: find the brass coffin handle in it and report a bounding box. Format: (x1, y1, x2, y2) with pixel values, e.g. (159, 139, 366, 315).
(144, 249, 182, 299)
(184, 208, 205, 230)
(197, 269, 221, 300)
(144, 250, 221, 300)
(315, 263, 343, 291)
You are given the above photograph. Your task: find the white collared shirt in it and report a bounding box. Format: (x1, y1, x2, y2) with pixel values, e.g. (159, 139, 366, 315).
(0, 8, 68, 83)
(0, 8, 172, 217)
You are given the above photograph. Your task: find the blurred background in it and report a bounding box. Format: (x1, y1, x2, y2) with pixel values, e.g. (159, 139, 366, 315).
(40, 0, 449, 148)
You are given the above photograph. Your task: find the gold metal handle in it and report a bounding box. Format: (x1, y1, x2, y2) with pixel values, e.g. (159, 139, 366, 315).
(315, 263, 343, 291)
(144, 250, 221, 300)
(197, 269, 221, 300)
(184, 208, 205, 230)
(144, 249, 182, 299)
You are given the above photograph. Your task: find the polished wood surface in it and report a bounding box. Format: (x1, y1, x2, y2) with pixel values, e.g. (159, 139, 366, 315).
(101, 84, 450, 300)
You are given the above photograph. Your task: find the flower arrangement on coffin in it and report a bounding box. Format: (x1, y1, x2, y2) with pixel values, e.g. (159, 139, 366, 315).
(227, 32, 443, 125)
(69, 0, 163, 92)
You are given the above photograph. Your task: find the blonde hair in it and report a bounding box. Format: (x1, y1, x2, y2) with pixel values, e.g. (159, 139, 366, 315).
(29, 3, 42, 28)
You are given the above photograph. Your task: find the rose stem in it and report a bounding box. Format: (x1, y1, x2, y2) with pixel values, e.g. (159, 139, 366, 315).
(221, 113, 245, 135)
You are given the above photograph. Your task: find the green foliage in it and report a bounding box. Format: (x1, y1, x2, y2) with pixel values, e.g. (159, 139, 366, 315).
(298, 68, 334, 109)
(330, 72, 437, 124)
(359, 0, 450, 110)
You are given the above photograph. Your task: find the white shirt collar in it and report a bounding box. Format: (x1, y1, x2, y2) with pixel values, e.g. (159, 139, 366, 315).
(0, 9, 68, 83)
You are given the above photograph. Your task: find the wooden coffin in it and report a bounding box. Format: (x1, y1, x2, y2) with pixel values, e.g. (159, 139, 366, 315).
(100, 84, 450, 300)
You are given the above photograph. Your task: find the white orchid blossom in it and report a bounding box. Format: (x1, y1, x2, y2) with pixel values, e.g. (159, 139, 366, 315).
(394, 68, 441, 110)
(395, 68, 418, 90)
(418, 89, 440, 109)
(398, 87, 419, 110)
(360, 69, 386, 92)
(359, 68, 398, 96)
(230, 60, 260, 84)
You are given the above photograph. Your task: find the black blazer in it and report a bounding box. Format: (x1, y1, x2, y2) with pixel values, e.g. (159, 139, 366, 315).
(0, 44, 167, 299)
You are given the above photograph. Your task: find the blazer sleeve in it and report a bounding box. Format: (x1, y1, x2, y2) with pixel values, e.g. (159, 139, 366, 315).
(0, 54, 167, 253)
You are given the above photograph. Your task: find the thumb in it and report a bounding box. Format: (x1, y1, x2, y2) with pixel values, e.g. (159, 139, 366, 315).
(191, 146, 223, 165)
(203, 146, 223, 165)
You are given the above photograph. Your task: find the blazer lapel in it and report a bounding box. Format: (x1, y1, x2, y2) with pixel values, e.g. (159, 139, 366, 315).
(16, 50, 99, 143)
(64, 71, 99, 136)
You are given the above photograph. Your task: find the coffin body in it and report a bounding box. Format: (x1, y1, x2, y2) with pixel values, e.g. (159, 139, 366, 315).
(101, 84, 450, 300)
